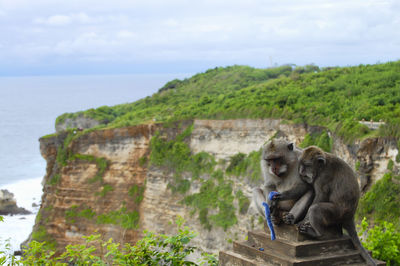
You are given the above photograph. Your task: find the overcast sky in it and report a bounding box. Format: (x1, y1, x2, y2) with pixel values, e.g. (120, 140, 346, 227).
(0, 0, 399, 76)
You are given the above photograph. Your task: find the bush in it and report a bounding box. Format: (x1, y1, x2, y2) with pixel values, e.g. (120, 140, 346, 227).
(359, 218, 400, 265)
(356, 173, 400, 230)
(299, 130, 333, 152)
(1, 217, 218, 265)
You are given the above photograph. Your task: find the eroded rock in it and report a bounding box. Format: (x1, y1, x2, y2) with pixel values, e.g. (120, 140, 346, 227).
(0, 189, 31, 215)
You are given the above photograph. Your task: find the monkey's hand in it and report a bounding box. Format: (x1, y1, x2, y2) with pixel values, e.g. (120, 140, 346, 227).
(268, 199, 277, 213)
(282, 212, 295, 225)
(269, 191, 281, 201)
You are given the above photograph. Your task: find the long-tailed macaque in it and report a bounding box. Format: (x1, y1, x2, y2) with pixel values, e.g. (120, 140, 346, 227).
(273, 146, 377, 266)
(252, 139, 313, 225)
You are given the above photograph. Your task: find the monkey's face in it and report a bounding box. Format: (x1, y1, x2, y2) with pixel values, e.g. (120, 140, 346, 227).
(262, 139, 297, 178)
(299, 146, 326, 184)
(299, 160, 315, 184)
(266, 157, 288, 177)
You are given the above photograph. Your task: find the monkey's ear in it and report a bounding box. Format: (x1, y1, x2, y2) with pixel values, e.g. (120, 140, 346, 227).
(287, 143, 294, 151)
(317, 156, 326, 165)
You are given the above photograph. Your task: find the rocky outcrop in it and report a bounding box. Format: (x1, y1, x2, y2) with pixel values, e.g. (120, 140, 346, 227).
(0, 189, 31, 215)
(356, 138, 399, 191)
(55, 115, 101, 133)
(30, 119, 399, 256)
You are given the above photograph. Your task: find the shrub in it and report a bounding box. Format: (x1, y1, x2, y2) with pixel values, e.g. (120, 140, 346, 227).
(388, 159, 394, 171)
(356, 173, 400, 230)
(1, 217, 218, 265)
(359, 217, 400, 265)
(299, 130, 333, 152)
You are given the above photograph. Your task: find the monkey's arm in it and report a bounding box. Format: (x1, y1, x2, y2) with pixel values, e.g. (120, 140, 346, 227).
(273, 183, 311, 201)
(285, 189, 314, 224)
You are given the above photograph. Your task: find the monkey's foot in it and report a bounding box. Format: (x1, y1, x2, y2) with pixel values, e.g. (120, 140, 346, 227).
(282, 212, 295, 225)
(298, 222, 320, 238)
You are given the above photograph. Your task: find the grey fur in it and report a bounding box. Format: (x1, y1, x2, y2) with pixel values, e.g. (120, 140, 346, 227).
(252, 139, 313, 225)
(293, 146, 377, 266)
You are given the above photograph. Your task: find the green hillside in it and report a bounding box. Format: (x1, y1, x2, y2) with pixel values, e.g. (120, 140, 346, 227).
(56, 61, 400, 142)
(45, 62, 400, 264)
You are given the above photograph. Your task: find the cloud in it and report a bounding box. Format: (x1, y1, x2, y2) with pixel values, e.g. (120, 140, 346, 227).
(0, 0, 399, 75)
(117, 30, 135, 39)
(34, 15, 71, 26)
(33, 12, 95, 26)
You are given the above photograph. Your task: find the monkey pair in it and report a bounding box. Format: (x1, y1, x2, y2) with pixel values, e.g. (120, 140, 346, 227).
(253, 139, 376, 265)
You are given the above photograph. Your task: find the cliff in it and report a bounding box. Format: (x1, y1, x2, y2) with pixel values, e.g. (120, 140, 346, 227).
(29, 119, 399, 256)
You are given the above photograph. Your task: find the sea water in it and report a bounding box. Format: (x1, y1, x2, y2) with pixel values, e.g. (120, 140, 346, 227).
(0, 73, 188, 252)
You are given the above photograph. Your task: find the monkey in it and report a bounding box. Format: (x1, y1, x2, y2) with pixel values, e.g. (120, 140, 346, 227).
(252, 139, 314, 225)
(272, 146, 377, 266)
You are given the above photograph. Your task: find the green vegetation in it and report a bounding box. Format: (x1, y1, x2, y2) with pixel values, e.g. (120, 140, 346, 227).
(65, 205, 96, 224)
(183, 170, 237, 231)
(355, 161, 361, 171)
(150, 125, 216, 193)
(38, 61, 400, 262)
(65, 205, 80, 224)
(64, 204, 138, 230)
(359, 218, 400, 265)
(30, 225, 57, 250)
(1, 218, 218, 265)
(96, 206, 140, 230)
(299, 130, 333, 152)
(47, 174, 61, 185)
(50, 130, 110, 186)
(128, 184, 145, 204)
(356, 173, 400, 230)
(79, 208, 97, 220)
(149, 125, 259, 231)
(226, 150, 262, 182)
(96, 184, 114, 197)
(56, 130, 76, 166)
(55, 61, 400, 142)
(71, 153, 109, 184)
(387, 159, 394, 171)
(138, 155, 148, 167)
(236, 190, 250, 215)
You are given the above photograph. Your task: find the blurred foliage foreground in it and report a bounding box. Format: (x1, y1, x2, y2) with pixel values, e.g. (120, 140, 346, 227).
(0, 217, 217, 266)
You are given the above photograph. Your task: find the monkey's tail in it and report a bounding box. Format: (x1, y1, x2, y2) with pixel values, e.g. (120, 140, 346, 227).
(343, 220, 377, 266)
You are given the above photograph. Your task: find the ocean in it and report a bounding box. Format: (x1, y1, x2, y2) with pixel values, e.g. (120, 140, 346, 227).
(0, 73, 189, 252)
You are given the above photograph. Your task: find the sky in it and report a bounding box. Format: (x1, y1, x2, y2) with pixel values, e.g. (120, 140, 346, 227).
(0, 0, 399, 76)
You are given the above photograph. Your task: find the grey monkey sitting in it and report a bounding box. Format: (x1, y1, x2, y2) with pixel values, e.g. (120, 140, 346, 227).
(273, 146, 377, 266)
(252, 139, 313, 225)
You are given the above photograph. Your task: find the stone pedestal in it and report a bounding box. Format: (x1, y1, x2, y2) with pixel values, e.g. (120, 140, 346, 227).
(219, 223, 385, 266)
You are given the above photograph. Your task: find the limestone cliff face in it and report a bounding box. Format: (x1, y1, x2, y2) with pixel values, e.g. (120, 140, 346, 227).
(32, 119, 399, 255)
(31, 124, 159, 250)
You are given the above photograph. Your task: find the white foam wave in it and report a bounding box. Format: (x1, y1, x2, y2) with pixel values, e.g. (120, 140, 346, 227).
(0, 177, 43, 252)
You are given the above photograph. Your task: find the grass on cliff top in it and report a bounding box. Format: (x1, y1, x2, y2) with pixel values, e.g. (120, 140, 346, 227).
(55, 61, 400, 142)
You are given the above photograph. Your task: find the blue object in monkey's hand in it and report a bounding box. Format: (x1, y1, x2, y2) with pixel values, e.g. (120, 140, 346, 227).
(262, 191, 280, 241)
(268, 191, 280, 201)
